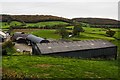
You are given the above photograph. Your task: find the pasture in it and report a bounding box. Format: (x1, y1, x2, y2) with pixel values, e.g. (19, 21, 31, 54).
(2, 56, 118, 78)
(2, 21, 120, 79)
(1, 21, 69, 29)
(26, 21, 68, 27)
(15, 27, 119, 41)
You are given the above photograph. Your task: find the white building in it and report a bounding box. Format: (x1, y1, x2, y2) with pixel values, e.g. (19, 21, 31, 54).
(0, 30, 6, 38)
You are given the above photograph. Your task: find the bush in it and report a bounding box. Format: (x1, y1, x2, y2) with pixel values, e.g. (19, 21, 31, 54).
(56, 27, 69, 39)
(2, 40, 14, 49)
(106, 30, 116, 37)
(2, 40, 15, 55)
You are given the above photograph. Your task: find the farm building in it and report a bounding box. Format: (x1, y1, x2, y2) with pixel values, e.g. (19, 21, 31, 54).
(11, 32, 49, 44)
(26, 34, 49, 44)
(32, 39, 117, 59)
(11, 32, 29, 43)
(0, 30, 6, 39)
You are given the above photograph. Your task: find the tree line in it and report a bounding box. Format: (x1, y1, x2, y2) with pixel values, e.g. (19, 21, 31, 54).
(1, 15, 72, 23)
(72, 18, 120, 25)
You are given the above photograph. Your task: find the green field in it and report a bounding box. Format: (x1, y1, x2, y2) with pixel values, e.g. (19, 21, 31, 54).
(26, 21, 68, 27)
(27, 27, 119, 41)
(0, 22, 10, 29)
(2, 56, 118, 78)
(1, 21, 69, 29)
(2, 22, 120, 79)
(29, 30, 61, 39)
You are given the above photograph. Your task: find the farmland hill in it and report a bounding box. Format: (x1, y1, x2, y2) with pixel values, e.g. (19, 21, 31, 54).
(0, 15, 119, 28)
(1, 15, 71, 23)
(72, 18, 119, 25)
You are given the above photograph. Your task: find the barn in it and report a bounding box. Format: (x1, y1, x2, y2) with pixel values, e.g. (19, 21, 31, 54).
(26, 34, 49, 45)
(32, 39, 117, 59)
(11, 32, 29, 43)
(11, 32, 49, 44)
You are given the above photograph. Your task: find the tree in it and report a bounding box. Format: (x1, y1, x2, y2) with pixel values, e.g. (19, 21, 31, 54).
(106, 30, 116, 37)
(80, 22, 91, 27)
(57, 27, 69, 39)
(72, 21, 84, 37)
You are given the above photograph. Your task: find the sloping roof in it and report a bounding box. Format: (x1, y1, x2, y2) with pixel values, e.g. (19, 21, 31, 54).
(36, 39, 116, 54)
(26, 34, 45, 43)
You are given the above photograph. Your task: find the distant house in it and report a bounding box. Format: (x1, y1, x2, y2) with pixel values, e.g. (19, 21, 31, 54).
(11, 32, 49, 44)
(0, 30, 6, 42)
(32, 39, 117, 59)
(0, 30, 6, 39)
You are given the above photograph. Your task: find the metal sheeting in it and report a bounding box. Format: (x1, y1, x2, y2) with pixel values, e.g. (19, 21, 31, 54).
(26, 34, 45, 43)
(12, 32, 29, 40)
(36, 39, 116, 54)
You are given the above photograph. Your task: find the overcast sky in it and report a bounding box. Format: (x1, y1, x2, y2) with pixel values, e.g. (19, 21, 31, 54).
(0, 0, 119, 2)
(0, 1, 119, 20)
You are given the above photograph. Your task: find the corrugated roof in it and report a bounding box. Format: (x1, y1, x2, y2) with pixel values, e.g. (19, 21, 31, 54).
(36, 39, 116, 54)
(27, 34, 45, 43)
(12, 32, 29, 40)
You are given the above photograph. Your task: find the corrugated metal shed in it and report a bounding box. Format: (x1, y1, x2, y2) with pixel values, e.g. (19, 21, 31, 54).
(26, 34, 49, 43)
(36, 39, 115, 54)
(27, 34, 45, 43)
(32, 39, 117, 59)
(12, 32, 29, 41)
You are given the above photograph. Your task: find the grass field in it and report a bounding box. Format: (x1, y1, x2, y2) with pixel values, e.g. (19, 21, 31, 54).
(1, 21, 68, 29)
(26, 21, 68, 28)
(2, 23, 120, 78)
(26, 27, 119, 41)
(29, 30, 61, 39)
(2, 56, 118, 78)
(0, 22, 10, 29)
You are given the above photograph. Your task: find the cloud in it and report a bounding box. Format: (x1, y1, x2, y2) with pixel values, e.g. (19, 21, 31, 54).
(0, 0, 119, 2)
(0, 2, 118, 19)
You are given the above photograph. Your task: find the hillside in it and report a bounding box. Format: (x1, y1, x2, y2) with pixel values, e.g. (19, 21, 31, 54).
(1, 15, 71, 23)
(0, 15, 120, 28)
(1, 15, 119, 24)
(72, 18, 119, 25)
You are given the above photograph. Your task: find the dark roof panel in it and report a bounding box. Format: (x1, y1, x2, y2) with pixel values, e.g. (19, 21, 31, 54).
(12, 32, 29, 40)
(36, 39, 116, 54)
(27, 34, 45, 43)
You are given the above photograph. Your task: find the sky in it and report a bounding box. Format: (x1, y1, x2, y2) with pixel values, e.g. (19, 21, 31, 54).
(0, 0, 119, 2)
(0, 0, 119, 20)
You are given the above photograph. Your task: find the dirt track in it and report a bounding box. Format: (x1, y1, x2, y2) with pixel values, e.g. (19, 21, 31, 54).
(14, 43, 32, 53)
